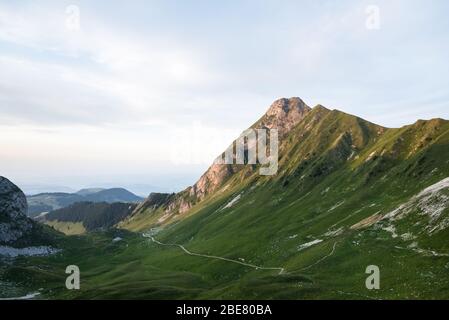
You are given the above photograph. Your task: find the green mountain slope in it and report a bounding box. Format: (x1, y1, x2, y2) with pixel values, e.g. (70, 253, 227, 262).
(112, 98, 449, 298)
(121, 100, 449, 234)
(2, 97, 449, 299)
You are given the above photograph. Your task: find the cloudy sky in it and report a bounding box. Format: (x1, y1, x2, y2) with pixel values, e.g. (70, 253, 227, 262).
(1, 0, 448, 195)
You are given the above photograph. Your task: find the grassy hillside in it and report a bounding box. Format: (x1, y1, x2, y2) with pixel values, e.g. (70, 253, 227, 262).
(44, 221, 86, 235)
(2, 104, 449, 299)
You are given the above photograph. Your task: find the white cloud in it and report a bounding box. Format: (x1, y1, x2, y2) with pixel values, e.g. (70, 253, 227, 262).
(1, 0, 448, 189)
(0, 2, 219, 127)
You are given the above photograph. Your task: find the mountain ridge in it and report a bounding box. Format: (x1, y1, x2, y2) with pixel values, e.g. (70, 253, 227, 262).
(3, 97, 449, 299)
(120, 97, 449, 231)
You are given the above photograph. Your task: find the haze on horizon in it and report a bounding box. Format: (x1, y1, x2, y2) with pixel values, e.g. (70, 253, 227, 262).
(1, 0, 448, 194)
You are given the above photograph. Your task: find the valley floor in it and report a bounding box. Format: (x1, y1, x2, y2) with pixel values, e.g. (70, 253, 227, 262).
(3, 170, 449, 299)
(1, 222, 449, 300)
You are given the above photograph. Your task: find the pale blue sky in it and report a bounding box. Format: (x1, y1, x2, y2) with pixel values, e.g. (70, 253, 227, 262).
(0, 0, 448, 194)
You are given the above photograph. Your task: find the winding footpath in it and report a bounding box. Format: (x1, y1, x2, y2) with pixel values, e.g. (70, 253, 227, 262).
(143, 233, 286, 275)
(299, 242, 338, 271)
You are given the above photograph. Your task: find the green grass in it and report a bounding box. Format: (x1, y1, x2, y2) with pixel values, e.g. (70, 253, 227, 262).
(44, 221, 86, 235)
(2, 109, 449, 299)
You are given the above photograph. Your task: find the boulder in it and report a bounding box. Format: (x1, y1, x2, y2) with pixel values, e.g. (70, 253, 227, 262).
(0, 176, 33, 244)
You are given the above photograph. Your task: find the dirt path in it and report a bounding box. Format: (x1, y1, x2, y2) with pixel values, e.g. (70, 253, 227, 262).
(143, 233, 285, 275)
(335, 290, 381, 300)
(299, 241, 338, 271)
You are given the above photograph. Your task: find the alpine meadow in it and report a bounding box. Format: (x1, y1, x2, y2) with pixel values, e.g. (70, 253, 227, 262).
(2, 97, 449, 299)
(1, 0, 449, 304)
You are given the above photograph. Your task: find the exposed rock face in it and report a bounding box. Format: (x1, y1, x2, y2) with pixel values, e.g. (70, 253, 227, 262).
(188, 160, 234, 203)
(0, 177, 33, 244)
(259, 97, 311, 137)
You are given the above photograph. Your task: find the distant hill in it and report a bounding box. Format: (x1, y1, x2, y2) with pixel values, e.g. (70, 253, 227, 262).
(39, 201, 138, 234)
(27, 188, 143, 217)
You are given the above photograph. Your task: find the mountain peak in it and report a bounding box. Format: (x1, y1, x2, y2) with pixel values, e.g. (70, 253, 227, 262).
(266, 97, 308, 117)
(258, 97, 311, 137)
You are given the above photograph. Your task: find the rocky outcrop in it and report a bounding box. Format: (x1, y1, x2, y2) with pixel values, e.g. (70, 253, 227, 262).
(257, 97, 311, 137)
(0, 177, 33, 244)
